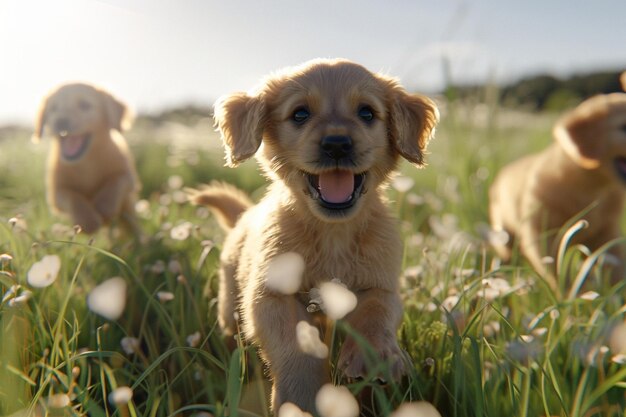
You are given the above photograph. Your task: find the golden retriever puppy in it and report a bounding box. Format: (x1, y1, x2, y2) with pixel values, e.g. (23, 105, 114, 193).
(33, 83, 140, 234)
(191, 58, 438, 412)
(489, 93, 626, 289)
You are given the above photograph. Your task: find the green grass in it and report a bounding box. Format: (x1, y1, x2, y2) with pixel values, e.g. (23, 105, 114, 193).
(0, 100, 625, 417)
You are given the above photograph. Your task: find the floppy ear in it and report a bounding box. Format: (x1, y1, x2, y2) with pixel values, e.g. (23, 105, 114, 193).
(553, 97, 609, 169)
(101, 89, 133, 132)
(213, 92, 265, 167)
(388, 89, 439, 167)
(32, 94, 49, 143)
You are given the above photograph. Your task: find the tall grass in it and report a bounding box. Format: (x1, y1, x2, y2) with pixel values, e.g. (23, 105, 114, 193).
(0, 99, 624, 417)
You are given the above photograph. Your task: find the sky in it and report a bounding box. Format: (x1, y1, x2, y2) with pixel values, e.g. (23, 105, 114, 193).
(1, 0, 625, 124)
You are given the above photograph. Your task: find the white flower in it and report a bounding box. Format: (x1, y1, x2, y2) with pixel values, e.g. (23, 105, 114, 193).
(120, 337, 140, 355)
(390, 401, 442, 417)
(391, 176, 415, 193)
(441, 295, 460, 312)
(579, 291, 599, 301)
(108, 386, 133, 406)
(319, 281, 357, 320)
(265, 252, 305, 295)
(168, 259, 182, 274)
(8, 290, 32, 307)
(47, 393, 70, 408)
(612, 354, 626, 364)
(278, 402, 313, 417)
(135, 199, 151, 217)
(315, 384, 359, 417)
(296, 321, 328, 359)
(156, 291, 175, 303)
(170, 222, 193, 241)
(187, 331, 202, 348)
(87, 277, 127, 320)
(168, 175, 184, 190)
(0, 253, 13, 265)
(27, 255, 61, 288)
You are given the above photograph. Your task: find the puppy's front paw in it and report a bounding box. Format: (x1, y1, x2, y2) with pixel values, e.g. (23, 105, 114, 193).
(338, 334, 409, 382)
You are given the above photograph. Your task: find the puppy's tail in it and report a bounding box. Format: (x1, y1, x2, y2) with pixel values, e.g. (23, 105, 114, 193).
(187, 182, 253, 230)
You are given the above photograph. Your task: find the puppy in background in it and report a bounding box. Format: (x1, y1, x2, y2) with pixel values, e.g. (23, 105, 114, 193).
(33, 83, 140, 234)
(489, 93, 626, 289)
(191, 59, 438, 412)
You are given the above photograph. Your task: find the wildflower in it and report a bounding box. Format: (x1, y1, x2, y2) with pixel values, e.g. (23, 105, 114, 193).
(47, 393, 70, 408)
(187, 331, 202, 348)
(391, 175, 414, 193)
(478, 277, 513, 302)
(265, 252, 305, 295)
(390, 401, 442, 417)
(278, 402, 313, 417)
(296, 321, 328, 359)
(0, 253, 13, 266)
(579, 291, 599, 301)
(135, 199, 151, 218)
(170, 222, 193, 241)
(440, 295, 459, 312)
(612, 354, 626, 364)
(318, 280, 357, 320)
(27, 255, 61, 288)
(156, 291, 175, 303)
(406, 193, 425, 206)
(315, 384, 359, 417)
(120, 337, 140, 355)
(87, 277, 127, 320)
(168, 175, 184, 190)
(108, 386, 133, 406)
(8, 290, 32, 307)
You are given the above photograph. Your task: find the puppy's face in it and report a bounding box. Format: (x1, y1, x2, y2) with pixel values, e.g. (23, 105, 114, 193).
(554, 93, 626, 183)
(214, 59, 438, 221)
(33, 83, 130, 162)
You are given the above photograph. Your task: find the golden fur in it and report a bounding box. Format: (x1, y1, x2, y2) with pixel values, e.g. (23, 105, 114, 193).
(192, 58, 438, 412)
(489, 93, 626, 290)
(621, 71, 626, 91)
(33, 83, 140, 234)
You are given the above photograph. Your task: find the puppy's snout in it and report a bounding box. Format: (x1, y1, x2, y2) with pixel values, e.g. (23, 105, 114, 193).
(321, 135, 352, 160)
(54, 118, 71, 136)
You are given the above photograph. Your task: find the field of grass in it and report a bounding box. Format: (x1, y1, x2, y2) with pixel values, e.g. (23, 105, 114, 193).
(0, 96, 625, 417)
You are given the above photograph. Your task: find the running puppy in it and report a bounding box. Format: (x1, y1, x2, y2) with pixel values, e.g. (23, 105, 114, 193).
(192, 58, 438, 412)
(33, 83, 140, 234)
(489, 93, 626, 289)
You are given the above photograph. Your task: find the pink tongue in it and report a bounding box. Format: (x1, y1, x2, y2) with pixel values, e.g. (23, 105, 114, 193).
(318, 170, 354, 203)
(62, 135, 85, 157)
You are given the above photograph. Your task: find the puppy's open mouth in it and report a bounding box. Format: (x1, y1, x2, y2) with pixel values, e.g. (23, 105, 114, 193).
(306, 169, 366, 210)
(59, 133, 91, 161)
(615, 157, 626, 182)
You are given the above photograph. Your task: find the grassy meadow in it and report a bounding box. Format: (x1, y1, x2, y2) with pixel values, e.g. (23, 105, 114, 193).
(0, 94, 625, 417)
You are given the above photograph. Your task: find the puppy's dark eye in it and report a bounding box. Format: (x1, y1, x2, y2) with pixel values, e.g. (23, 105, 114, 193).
(292, 107, 310, 124)
(358, 106, 374, 122)
(78, 100, 92, 111)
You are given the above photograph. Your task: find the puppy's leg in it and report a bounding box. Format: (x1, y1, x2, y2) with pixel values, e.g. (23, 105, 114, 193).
(247, 293, 329, 413)
(338, 288, 407, 381)
(51, 188, 103, 233)
(92, 173, 135, 222)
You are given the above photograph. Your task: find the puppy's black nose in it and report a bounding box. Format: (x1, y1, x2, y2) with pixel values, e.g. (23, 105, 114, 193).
(321, 135, 352, 160)
(54, 118, 71, 136)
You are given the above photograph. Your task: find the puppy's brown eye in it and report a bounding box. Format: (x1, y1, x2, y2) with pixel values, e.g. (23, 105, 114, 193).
(292, 107, 310, 124)
(358, 106, 374, 122)
(78, 100, 92, 111)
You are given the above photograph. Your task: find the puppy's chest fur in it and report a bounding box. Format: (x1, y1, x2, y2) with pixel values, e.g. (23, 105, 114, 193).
(232, 191, 402, 293)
